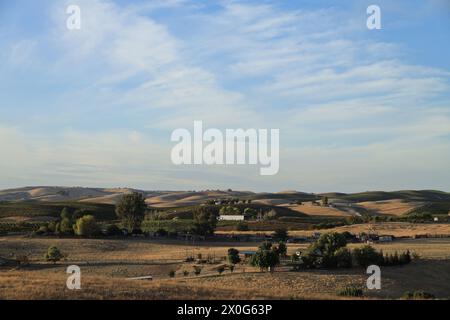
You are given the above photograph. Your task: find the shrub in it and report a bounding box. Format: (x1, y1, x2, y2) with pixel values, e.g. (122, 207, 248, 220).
(183, 270, 189, 277)
(73, 215, 99, 237)
(275, 242, 287, 257)
(105, 224, 122, 236)
(217, 266, 225, 275)
(334, 247, 352, 268)
(227, 248, 241, 265)
(44, 246, 63, 264)
(352, 245, 384, 267)
(337, 286, 363, 297)
(402, 291, 435, 300)
(168, 270, 176, 278)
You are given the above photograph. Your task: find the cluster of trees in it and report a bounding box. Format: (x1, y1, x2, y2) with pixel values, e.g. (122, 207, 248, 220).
(292, 232, 412, 269)
(249, 242, 288, 272)
(205, 198, 253, 205)
(34, 192, 148, 238)
(36, 208, 100, 237)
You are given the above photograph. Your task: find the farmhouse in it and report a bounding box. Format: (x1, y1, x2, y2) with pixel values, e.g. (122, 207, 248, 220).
(218, 215, 247, 221)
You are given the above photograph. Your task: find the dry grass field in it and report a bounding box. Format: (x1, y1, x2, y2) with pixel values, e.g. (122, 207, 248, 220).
(1, 234, 450, 300)
(357, 199, 423, 216)
(217, 222, 450, 238)
(280, 203, 350, 217)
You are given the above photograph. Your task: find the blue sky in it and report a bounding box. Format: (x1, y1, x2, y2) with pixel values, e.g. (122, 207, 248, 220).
(0, 0, 449, 192)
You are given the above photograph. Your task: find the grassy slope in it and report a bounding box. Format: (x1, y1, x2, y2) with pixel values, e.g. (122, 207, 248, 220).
(0, 201, 116, 221)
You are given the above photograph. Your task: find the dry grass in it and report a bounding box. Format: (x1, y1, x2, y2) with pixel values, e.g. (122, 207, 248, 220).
(1, 235, 450, 300)
(279, 203, 350, 217)
(357, 199, 423, 216)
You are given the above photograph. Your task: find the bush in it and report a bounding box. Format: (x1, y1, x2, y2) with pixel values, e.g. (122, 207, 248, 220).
(73, 215, 99, 237)
(275, 242, 287, 257)
(104, 224, 122, 236)
(352, 245, 384, 267)
(168, 270, 176, 278)
(227, 248, 241, 265)
(334, 247, 352, 268)
(44, 246, 63, 264)
(217, 266, 225, 275)
(337, 286, 363, 297)
(402, 291, 435, 300)
(183, 270, 189, 276)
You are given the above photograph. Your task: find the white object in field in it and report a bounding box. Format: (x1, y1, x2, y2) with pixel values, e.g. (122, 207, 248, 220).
(127, 276, 153, 281)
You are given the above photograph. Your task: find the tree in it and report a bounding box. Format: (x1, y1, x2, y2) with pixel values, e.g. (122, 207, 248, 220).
(44, 246, 63, 264)
(191, 207, 217, 236)
(304, 232, 348, 268)
(322, 196, 329, 206)
(352, 245, 384, 267)
(243, 207, 257, 217)
(334, 247, 352, 268)
(73, 215, 99, 237)
(273, 228, 289, 242)
(115, 192, 147, 232)
(59, 217, 74, 235)
(60, 207, 71, 220)
(263, 209, 278, 220)
(219, 206, 240, 215)
(227, 248, 241, 265)
(275, 242, 287, 257)
(250, 242, 280, 272)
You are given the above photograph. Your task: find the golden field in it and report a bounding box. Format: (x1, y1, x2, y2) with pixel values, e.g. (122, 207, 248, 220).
(1, 233, 450, 300)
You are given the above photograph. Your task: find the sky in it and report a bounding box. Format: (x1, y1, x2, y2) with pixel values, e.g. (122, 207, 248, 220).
(0, 0, 449, 192)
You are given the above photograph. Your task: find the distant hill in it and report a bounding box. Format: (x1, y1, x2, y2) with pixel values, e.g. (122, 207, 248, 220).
(0, 187, 449, 220)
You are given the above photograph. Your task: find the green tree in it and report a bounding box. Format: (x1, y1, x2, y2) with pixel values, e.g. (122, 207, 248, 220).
(60, 207, 71, 220)
(273, 228, 289, 242)
(73, 215, 99, 237)
(352, 245, 384, 267)
(250, 242, 280, 272)
(275, 242, 287, 257)
(44, 246, 63, 264)
(115, 192, 147, 232)
(219, 206, 240, 215)
(227, 248, 241, 265)
(334, 247, 352, 268)
(243, 207, 257, 217)
(59, 217, 74, 235)
(191, 207, 217, 236)
(304, 232, 348, 268)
